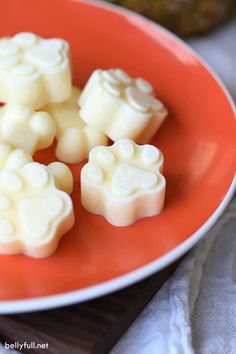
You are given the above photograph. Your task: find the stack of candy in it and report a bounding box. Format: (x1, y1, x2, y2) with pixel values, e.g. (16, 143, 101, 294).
(0, 32, 168, 258)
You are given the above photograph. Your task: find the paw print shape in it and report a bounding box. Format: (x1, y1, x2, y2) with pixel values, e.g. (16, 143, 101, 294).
(81, 139, 166, 226)
(78, 69, 168, 144)
(0, 141, 73, 195)
(0, 162, 74, 258)
(0, 32, 72, 109)
(44, 86, 109, 163)
(0, 103, 56, 155)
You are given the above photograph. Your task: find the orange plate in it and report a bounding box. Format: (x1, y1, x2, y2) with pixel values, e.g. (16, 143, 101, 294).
(0, 0, 235, 313)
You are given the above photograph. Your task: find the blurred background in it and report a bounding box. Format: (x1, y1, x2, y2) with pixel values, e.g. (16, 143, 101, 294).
(105, 0, 236, 37)
(104, 0, 236, 100)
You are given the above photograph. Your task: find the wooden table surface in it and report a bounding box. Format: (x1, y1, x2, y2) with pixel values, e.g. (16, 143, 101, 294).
(0, 195, 235, 354)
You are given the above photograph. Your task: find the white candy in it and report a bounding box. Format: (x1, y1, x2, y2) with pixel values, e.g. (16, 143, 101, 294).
(0, 162, 74, 258)
(0, 195, 11, 209)
(0, 141, 73, 195)
(0, 32, 72, 109)
(81, 139, 166, 226)
(0, 103, 56, 155)
(78, 69, 168, 143)
(44, 87, 108, 164)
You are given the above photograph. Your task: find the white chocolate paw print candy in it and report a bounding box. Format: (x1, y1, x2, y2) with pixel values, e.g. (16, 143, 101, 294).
(0, 103, 56, 155)
(0, 32, 72, 109)
(0, 141, 73, 194)
(44, 87, 108, 163)
(0, 161, 74, 258)
(78, 69, 168, 144)
(81, 139, 166, 226)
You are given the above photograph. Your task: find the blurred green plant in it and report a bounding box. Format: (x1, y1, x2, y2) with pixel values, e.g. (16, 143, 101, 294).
(106, 0, 235, 36)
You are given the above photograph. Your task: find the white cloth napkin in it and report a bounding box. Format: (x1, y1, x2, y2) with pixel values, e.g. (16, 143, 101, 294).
(111, 19, 236, 354)
(112, 202, 235, 354)
(1, 18, 235, 354)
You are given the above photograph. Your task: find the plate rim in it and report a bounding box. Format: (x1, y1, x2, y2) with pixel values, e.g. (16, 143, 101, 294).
(0, 0, 235, 314)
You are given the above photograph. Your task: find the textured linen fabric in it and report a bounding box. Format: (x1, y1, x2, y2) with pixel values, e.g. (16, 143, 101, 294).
(0, 18, 235, 354)
(112, 203, 235, 354)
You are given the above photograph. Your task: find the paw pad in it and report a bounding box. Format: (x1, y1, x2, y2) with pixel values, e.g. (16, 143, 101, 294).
(78, 69, 168, 143)
(0, 32, 72, 109)
(0, 141, 33, 170)
(81, 139, 166, 226)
